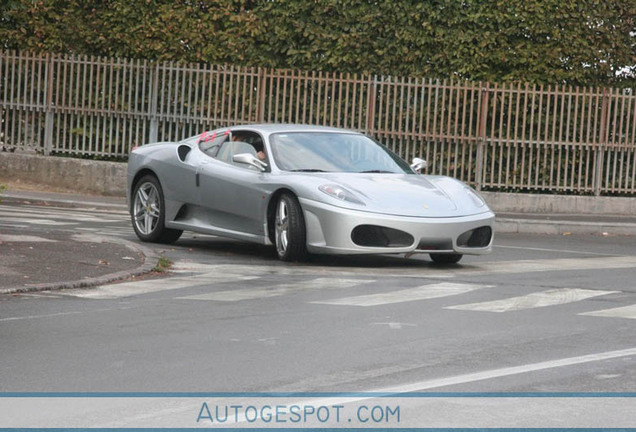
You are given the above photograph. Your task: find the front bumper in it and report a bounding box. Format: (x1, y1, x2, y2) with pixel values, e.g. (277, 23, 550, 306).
(300, 198, 495, 255)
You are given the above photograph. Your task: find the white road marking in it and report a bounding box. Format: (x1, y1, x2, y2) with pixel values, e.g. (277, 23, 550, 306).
(55, 255, 633, 302)
(251, 348, 636, 421)
(0, 207, 125, 221)
(226, 347, 636, 426)
(580, 304, 636, 320)
(311, 282, 492, 307)
(446, 288, 619, 312)
(11, 293, 63, 298)
(495, 244, 620, 257)
(457, 256, 636, 276)
(0, 234, 57, 242)
(372, 347, 636, 393)
(75, 229, 131, 238)
(0, 217, 76, 226)
(171, 261, 418, 279)
(57, 275, 260, 299)
(169, 256, 636, 282)
(0, 306, 138, 322)
(176, 278, 371, 301)
(171, 262, 239, 274)
(172, 262, 315, 278)
(370, 322, 418, 329)
(0, 223, 29, 228)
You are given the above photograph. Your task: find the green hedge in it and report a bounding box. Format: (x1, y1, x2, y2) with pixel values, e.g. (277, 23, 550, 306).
(1, 0, 634, 88)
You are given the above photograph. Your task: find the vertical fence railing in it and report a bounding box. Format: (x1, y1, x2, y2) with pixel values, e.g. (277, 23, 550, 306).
(43, 54, 54, 155)
(1, 51, 635, 195)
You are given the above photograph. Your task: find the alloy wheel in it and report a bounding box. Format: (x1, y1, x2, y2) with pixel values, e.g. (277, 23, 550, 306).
(133, 182, 161, 235)
(275, 198, 289, 255)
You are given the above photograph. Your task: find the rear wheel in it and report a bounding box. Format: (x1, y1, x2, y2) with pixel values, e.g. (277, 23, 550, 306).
(430, 253, 463, 264)
(131, 175, 182, 244)
(274, 193, 307, 262)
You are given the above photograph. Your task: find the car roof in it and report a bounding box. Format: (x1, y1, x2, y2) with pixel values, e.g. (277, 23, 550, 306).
(229, 124, 361, 135)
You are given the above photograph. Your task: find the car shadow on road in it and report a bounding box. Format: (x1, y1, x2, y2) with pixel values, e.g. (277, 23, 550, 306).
(171, 236, 463, 269)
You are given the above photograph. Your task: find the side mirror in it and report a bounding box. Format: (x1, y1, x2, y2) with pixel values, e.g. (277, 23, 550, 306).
(232, 153, 268, 172)
(410, 157, 427, 173)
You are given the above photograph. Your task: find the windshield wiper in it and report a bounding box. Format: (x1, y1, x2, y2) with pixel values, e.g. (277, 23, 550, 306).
(290, 169, 327, 172)
(359, 170, 395, 173)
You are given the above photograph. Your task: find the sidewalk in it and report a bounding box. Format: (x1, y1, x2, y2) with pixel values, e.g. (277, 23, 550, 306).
(0, 190, 157, 294)
(0, 226, 154, 294)
(1, 188, 634, 294)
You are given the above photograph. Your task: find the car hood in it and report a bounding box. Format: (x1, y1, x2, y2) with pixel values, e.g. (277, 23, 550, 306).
(307, 173, 489, 217)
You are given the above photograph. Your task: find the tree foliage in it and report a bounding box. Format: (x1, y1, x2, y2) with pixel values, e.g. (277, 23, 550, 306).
(1, 0, 634, 87)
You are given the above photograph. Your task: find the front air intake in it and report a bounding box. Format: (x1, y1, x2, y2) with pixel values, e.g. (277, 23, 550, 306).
(457, 226, 492, 248)
(351, 225, 414, 248)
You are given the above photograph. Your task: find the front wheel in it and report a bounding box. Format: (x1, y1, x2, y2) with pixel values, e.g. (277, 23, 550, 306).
(430, 253, 463, 264)
(274, 193, 307, 262)
(131, 175, 182, 244)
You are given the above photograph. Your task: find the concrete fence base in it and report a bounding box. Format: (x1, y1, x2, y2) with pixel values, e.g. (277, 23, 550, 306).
(0, 152, 126, 196)
(1, 152, 635, 214)
(480, 191, 636, 216)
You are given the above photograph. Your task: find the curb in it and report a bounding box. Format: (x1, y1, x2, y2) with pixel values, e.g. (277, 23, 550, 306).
(0, 235, 161, 295)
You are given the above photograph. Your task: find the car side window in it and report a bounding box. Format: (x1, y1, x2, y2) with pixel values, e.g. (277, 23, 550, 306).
(216, 140, 239, 164)
(230, 131, 265, 155)
(224, 131, 268, 170)
(218, 141, 258, 166)
(197, 130, 267, 170)
(198, 133, 228, 158)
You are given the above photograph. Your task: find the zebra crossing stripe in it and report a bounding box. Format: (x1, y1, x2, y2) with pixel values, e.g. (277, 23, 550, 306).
(579, 304, 636, 320)
(311, 282, 493, 307)
(446, 288, 619, 312)
(176, 278, 371, 301)
(58, 274, 260, 299)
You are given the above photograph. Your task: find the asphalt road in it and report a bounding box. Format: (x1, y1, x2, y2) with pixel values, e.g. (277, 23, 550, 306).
(1, 201, 636, 398)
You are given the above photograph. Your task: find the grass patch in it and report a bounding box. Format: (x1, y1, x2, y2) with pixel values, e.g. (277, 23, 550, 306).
(152, 256, 173, 273)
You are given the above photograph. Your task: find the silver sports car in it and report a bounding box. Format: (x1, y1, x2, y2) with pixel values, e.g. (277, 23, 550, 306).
(127, 124, 494, 263)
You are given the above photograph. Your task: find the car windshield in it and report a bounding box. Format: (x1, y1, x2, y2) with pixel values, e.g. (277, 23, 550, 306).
(269, 132, 413, 173)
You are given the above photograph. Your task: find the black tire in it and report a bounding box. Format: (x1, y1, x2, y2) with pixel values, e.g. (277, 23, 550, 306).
(131, 175, 183, 244)
(274, 193, 307, 262)
(430, 253, 463, 264)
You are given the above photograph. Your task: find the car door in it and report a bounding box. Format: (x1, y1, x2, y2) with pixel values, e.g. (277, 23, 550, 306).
(197, 140, 269, 237)
(160, 136, 206, 223)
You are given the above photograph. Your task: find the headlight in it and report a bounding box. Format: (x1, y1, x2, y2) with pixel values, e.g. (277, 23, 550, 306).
(319, 184, 366, 206)
(465, 187, 486, 207)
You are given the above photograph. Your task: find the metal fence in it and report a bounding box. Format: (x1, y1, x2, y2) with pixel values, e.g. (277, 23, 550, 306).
(1, 51, 635, 195)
